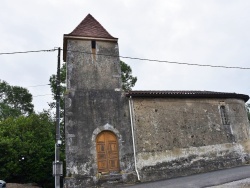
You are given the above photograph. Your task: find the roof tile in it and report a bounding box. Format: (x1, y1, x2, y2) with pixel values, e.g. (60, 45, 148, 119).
(66, 14, 117, 40)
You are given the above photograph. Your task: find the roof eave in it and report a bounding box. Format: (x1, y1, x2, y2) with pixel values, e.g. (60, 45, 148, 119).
(126, 92, 249, 102)
(64, 35, 118, 42)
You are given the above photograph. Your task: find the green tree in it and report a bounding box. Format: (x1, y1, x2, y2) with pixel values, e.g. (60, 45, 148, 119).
(0, 112, 55, 187)
(0, 80, 34, 120)
(49, 63, 66, 110)
(120, 60, 137, 91)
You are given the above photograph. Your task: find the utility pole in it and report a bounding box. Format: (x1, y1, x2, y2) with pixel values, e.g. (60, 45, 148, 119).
(53, 47, 63, 188)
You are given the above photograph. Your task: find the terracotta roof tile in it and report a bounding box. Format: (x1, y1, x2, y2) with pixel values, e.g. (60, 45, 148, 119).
(126, 90, 249, 102)
(66, 14, 117, 40)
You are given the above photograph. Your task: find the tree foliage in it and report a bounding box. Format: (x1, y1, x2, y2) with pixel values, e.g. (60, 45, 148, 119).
(120, 61, 137, 91)
(0, 112, 55, 187)
(49, 63, 66, 104)
(0, 80, 56, 187)
(0, 80, 34, 120)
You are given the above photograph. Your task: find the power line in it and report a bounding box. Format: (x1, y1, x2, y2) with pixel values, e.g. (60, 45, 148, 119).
(1, 48, 250, 70)
(26, 84, 50, 88)
(31, 92, 246, 106)
(0, 49, 56, 55)
(33, 94, 52, 97)
(120, 56, 250, 70)
(65, 49, 250, 70)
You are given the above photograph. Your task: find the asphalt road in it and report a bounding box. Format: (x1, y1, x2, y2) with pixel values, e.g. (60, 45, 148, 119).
(124, 165, 250, 188)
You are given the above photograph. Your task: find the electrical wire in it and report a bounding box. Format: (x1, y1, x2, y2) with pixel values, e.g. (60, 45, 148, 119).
(26, 84, 50, 88)
(64, 49, 250, 70)
(30, 92, 247, 106)
(1, 48, 250, 70)
(33, 94, 52, 97)
(0, 49, 56, 55)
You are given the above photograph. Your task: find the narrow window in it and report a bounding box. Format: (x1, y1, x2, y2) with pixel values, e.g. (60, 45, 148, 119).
(92, 40, 96, 49)
(91, 40, 96, 61)
(220, 105, 229, 125)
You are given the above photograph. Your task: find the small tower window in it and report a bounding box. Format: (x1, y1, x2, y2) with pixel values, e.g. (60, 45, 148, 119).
(220, 105, 229, 125)
(91, 40, 96, 49)
(91, 40, 96, 61)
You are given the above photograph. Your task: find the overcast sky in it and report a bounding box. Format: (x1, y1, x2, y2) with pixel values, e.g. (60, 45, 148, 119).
(0, 0, 250, 112)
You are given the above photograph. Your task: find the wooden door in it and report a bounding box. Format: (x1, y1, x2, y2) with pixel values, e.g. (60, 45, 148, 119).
(96, 131, 119, 173)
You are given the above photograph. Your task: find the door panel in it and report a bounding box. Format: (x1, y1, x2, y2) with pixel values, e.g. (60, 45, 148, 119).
(96, 131, 119, 173)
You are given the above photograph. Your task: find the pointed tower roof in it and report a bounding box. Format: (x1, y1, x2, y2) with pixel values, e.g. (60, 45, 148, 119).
(65, 14, 117, 40)
(63, 14, 118, 61)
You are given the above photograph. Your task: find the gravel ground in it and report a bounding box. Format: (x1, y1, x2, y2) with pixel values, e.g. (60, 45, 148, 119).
(208, 178, 250, 188)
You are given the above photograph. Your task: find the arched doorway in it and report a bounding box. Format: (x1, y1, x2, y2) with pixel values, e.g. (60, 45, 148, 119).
(96, 131, 120, 173)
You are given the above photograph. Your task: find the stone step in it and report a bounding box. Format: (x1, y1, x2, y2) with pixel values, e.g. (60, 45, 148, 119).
(98, 174, 123, 187)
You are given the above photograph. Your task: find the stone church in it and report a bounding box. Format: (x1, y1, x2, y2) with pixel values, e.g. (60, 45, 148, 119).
(63, 14, 250, 187)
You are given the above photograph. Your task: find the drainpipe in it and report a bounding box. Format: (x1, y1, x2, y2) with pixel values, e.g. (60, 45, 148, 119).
(129, 96, 140, 181)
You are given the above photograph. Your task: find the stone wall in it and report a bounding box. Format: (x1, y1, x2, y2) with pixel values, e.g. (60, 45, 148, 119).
(131, 97, 250, 182)
(66, 39, 121, 90)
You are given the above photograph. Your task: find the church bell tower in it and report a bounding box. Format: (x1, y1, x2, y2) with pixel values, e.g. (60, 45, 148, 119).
(63, 14, 135, 187)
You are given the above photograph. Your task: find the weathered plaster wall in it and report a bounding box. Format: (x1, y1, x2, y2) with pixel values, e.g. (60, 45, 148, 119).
(66, 40, 121, 90)
(132, 97, 250, 182)
(64, 39, 135, 187)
